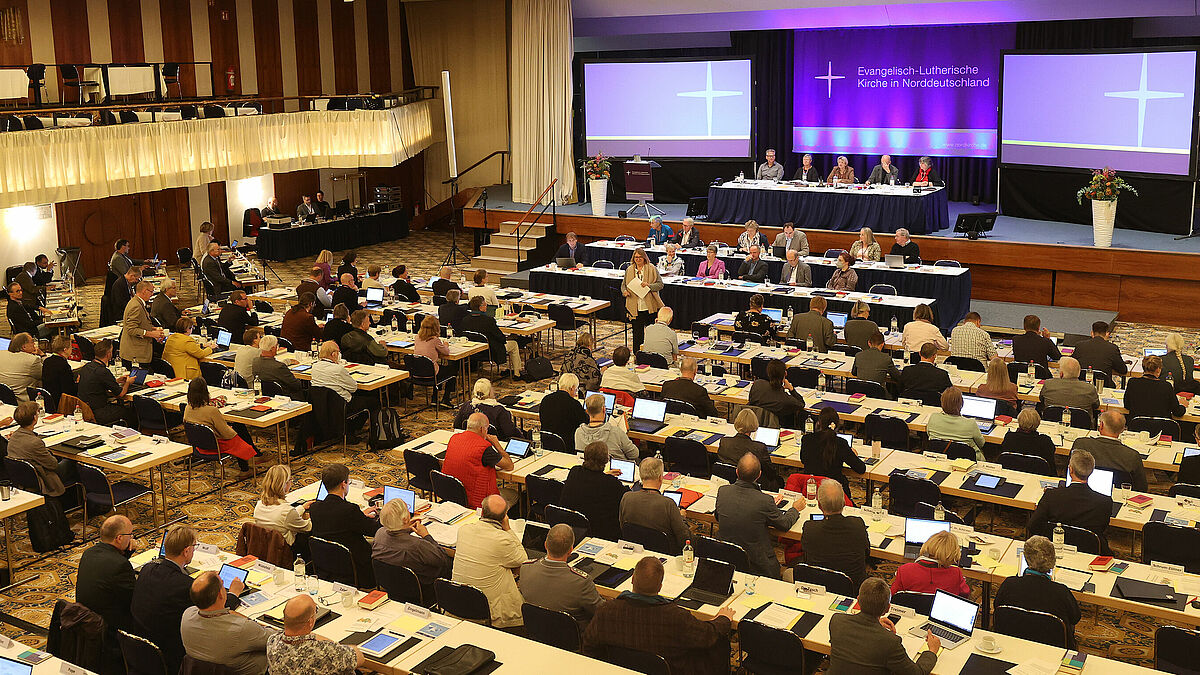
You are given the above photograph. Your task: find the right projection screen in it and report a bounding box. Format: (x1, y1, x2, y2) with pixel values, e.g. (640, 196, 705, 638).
(1000, 50, 1198, 176)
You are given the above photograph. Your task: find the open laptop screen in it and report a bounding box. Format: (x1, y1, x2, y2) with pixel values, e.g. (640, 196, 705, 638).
(905, 518, 951, 545)
(522, 522, 550, 551)
(383, 486, 416, 512)
(1068, 467, 1114, 497)
(632, 398, 666, 422)
(691, 557, 733, 595)
(753, 427, 780, 447)
(216, 328, 232, 349)
(366, 287, 384, 303)
(960, 395, 997, 421)
(827, 312, 848, 329)
(762, 308, 783, 322)
(930, 590, 978, 635)
(586, 391, 616, 415)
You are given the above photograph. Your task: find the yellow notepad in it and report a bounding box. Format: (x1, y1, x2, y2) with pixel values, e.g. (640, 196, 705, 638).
(387, 612, 429, 635)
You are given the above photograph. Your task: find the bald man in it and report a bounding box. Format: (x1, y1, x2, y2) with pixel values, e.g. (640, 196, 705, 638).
(442, 411, 516, 508)
(267, 595, 362, 675)
(715, 453, 799, 578)
(180, 572, 274, 675)
(866, 154, 901, 185)
(77, 515, 139, 633)
(431, 265, 460, 299)
(452, 494, 526, 628)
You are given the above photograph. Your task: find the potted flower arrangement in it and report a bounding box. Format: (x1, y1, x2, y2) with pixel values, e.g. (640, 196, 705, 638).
(1076, 167, 1137, 247)
(580, 153, 611, 217)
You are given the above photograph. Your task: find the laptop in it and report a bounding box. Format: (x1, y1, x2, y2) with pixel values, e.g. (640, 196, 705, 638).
(903, 518, 952, 558)
(1067, 467, 1114, 497)
(218, 563, 258, 594)
(609, 458, 636, 483)
(676, 557, 735, 608)
(154, 536, 198, 574)
(663, 490, 683, 506)
(364, 286, 385, 308)
(506, 438, 532, 460)
(586, 391, 616, 415)
(293, 482, 330, 506)
(522, 521, 551, 559)
(960, 394, 998, 432)
(379, 485, 416, 512)
(908, 590, 979, 649)
(827, 312, 848, 329)
(762, 307, 783, 322)
(556, 256, 577, 268)
(884, 254, 905, 268)
(215, 328, 233, 350)
(0, 655, 34, 674)
(771, 245, 788, 259)
(753, 426, 780, 451)
(1143, 348, 1168, 357)
(0, 337, 10, 351)
(628, 398, 668, 434)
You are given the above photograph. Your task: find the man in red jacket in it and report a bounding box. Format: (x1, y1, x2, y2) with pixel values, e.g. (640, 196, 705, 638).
(442, 412, 516, 509)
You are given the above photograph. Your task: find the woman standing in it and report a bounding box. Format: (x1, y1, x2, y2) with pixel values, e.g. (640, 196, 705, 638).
(850, 227, 881, 262)
(621, 248, 664, 350)
(194, 221, 215, 258)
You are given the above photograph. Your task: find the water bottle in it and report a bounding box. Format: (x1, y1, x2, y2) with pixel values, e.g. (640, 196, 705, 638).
(293, 555, 306, 591)
(533, 430, 543, 458)
(682, 540, 695, 578)
(35, 393, 45, 415)
(1026, 361, 1035, 379)
(253, 376, 263, 397)
(933, 503, 945, 521)
(787, 306, 794, 322)
(1052, 523, 1065, 553)
(447, 327, 455, 340)
(871, 487, 883, 520)
(1064, 408, 1073, 427)
(1085, 367, 1094, 385)
(805, 480, 817, 509)
(890, 316, 898, 334)
(817, 373, 827, 393)
(805, 415, 815, 434)
(738, 171, 745, 183)
(202, 296, 210, 316)
(1017, 545, 1024, 569)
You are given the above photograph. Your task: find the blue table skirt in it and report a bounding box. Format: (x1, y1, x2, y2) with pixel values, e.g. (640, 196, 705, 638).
(578, 247, 969, 332)
(706, 185, 949, 235)
(528, 269, 928, 334)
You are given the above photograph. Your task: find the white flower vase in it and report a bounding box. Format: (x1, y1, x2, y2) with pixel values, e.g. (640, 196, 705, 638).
(589, 178, 608, 217)
(1091, 199, 1117, 248)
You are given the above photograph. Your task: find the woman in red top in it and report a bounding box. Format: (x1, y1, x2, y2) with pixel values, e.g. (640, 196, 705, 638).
(891, 530, 970, 597)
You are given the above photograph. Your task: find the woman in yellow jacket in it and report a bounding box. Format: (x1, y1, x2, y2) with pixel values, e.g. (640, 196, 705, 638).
(162, 316, 213, 379)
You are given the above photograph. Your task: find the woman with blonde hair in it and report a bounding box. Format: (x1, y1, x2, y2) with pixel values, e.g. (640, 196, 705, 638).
(891, 530, 970, 596)
(195, 221, 215, 258)
(413, 314, 453, 407)
(850, 227, 881, 261)
(1163, 332, 1198, 394)
(313, 249, 334, 289)
(253, 464, 312, 547)
(621, 247, 664, 350)
(162, 316, 212, 380)
(372, 497, 451, 600)
(452, 377, 519, 440)
(900, 303, 948, 352)
(976, 357, 1019, 408)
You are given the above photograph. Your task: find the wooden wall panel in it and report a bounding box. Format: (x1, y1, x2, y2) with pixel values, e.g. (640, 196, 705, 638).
(107, 0, 144, 63)
(272, 169, 320, 219)
(292, 0, 320, 95)
(1117, 277, 1200, 328)
(1054, 271, 1121, 311)
(207, 182, 230, 243)
(158, 0, 196, 96)
(365, 0, 390, 92)
(55, 187, 190, 280)
(328, 0, 356, 94)
(207, 0, 240, 95)
(0, 0, 33, 68)
(51, 0, 91, 64)
(251, 0, 283, 97)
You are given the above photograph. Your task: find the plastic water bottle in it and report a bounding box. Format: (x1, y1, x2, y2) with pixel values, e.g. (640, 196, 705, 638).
(682, 540, 695, 578)
(253, 376, 263, 397)
(533, 430, 543, 458)
(871, 488, 883, 520)
(805, 415, 815, 434)
(1053, 523, 1065, 553)
(35, 393, 45, 415)
(447, 327, 454, 340)
(817, 373, 827, 393)
(393, 315, 400, 331)
(1085, 367, 1094, 385)
(293, 555, 306, 591)
(806, 480, 817, 509)
(202, 296, 210, 316)
(890, 316, 898, 334)
(787, 306, 794, 322)
(737, 171, 745, 183)
(1026, 361, 1035, 379)
(934, 503, 945, 521)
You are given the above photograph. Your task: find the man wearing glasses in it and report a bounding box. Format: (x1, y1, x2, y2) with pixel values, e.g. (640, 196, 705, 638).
(76, 515, 142, 635)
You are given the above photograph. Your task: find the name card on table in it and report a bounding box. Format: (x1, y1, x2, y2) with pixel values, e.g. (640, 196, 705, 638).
(795, 582, 825, 597)
(977, 462, 1002, 473)
(252, 560, 277, 574)
(404, 602, 432, 619)
(1151, 561, 1186, 574)
(0, 634, 11, 649)
(61, 663, 89, 675)
(195, 543, 219, 555)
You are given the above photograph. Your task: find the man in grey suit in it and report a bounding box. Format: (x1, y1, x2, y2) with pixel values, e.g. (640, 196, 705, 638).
(120, 281, 163, 367)
(737, 246, 769, 282)
(1070, 411, 1147, 492)
(201, 242, 238, 299)
(296, 194, 317, 220)
(1039, 357, 1100, 414)
(852, 331, 900, 389)
(865, 155, 902, 185)
(109, 238, 145, 277)
(251, 335, 305, 401)
(829, 577, 939, 673)
(715, 453, 798, 579)
(786, 296, 835, 352)
(778, 249, 811, 286)
(771, 222, 809, 256)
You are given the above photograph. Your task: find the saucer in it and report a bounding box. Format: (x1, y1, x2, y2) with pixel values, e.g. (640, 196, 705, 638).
(974, 642, 1003, 654)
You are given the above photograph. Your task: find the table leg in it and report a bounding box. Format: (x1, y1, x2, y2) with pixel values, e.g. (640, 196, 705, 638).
(157, 466, 168, 523)
(3, 516, 13, 583)
(147, 469, 160, 526)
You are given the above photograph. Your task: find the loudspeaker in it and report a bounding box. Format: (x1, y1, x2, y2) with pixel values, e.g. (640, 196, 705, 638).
(685, 197, 708, 218)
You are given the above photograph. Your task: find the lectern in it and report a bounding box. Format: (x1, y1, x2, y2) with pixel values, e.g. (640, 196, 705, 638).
(624, 159, 663, 217)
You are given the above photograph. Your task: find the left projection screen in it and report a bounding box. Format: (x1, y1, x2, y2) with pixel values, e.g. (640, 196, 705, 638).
(583, 59, 752, 159)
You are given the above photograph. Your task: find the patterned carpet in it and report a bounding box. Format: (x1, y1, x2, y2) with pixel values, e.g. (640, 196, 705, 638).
(0, 228, 1194, 670)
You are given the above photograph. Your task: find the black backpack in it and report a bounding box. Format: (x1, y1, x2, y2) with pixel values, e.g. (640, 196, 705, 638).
(370, 406, 407, 450)
(28, 499, 74, 553)
(523, 356, 554, 382)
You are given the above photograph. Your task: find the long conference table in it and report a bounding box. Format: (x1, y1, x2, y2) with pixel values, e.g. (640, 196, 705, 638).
(707, 180, 951, 235)
(580, 240, 971, 330)
(256, 209, 410, 262)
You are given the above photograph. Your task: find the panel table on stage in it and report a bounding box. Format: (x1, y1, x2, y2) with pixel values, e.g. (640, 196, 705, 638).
(706, 180, 950, 235)
(256, 210, 410, 262)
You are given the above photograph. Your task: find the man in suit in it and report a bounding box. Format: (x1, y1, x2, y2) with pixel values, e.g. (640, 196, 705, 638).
(108, 238, 145, 277)
(660, 357, 719, 418)
(519, 524, 604, 627)
(865, 154, 901, 185)
(313, 190, 331, 218)
(14, 261, 42, 310)
(1125, 355, 1186, 420)
(1012, 314, 1061, 369)
(800, 479, 870, 587)
(556, 231, 582, 261)
(843, 301, 879, 351)
(675, 218, 702, 248)
(77, 338, 134, 425)
(715, 453, 799, 578)
(331, 273, 363, 312)
(737, 245, 768, 282)
(460, 295, 523, 379)
(261, 197, 282, 217)
(76, 515, 139, 635)
(792, 154, 821, 182)
(390, 264, 422, 303)
(201, 242, 238, 298)
(779, 249, 811, 286)
(431, 266, 460, 298)
(899, 343, 952, 400)
(1028, 450, 1113, 555)
(853, 331, 901, 388)
(150, 278, 182, 329)
(1040, 357, 1101, 415)
(1071, 321, 1128, 382)
(828, 577, 939, 673)
(132, 526, 243, 672)
(772, 222, 810, 256)
(110, 267, 140, 318)
(120, 280, 163, 367)
(5, 282, 49, 338)
(296, 194, 317, 220)
(786, 296, 835, 352)
(439, 289, 467, 332)
(252, 335, 305, 400)
(217, 291, 259, 345)
(1071, 411, 1147, 492)
(619, 457, 690, 552)
(911, 156, 944, 187)
(309, 463, 379, 587)
(32, 254, 55, 286)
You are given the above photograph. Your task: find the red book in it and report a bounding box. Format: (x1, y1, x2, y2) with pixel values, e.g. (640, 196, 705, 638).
(358, 589, 388, 609)
(1125, 494, 1154, 510)
(1088, 556, 1114, 571)
(995, 415, 1013, 424)
(229, 555, 257, 568)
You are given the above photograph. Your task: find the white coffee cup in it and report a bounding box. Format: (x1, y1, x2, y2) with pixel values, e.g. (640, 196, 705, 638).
(979, 635, 997, 651)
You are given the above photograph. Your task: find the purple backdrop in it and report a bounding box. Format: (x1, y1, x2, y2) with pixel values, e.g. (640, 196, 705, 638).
(1001, 51, 1197, 176)
(792, 25, 1014, 159)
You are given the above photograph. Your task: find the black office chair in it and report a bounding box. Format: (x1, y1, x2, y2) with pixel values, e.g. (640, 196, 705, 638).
(790, 563, 854, 596)
(663, 398, 698, 417)
(888, 472, 942, 517)
(184, 422, 238, 498)
(26, 64, 47, 105)
(998, 452, 1054, 477)
(635, 351, 669, 369)
(430, 470, 468, 507)
(404, 353, 456, 419)
(525, 475, 563, 521)
(59, 65, 99, 104)
(1028, 521, 1101, 555)
(133, 394, 182, 436)
(739, 617, 810, 674)
(402, 449, 440, 497)
(786, 366, 819, 389)
(869, 283, 897, 295)
(546, 504, 590, 542)
(890, 591, 935, 616)
(547, 304, 586, 347)
(912, 501, 968, 526)
(602, 647, 670, 675)
(993, 605, 1069, 648)
(846, 378, 889, 400)
(1169, 482, 1200, 499)
(930, 439, 976, 462)
(1128, 416, 1181, 440)
(945, 355, 986, 372)
(620, 522, 677, 556)
(694, 535, 750, 573)
(750, 355, 773, 380)
(78, 463, 153, 541)
(1155, 625, 1200, 674)
(1040, 405, 1093, 429)
(373, 559, 428, 606)
(0, 383, 18, 406)
(117, 629, 170, 675)
(710, 461, 737, 485)
(522, 602, 582, 652)
(662, 436, 711, 478)
(864, 413, 910, 450)
(539, 430, 567, 453)
(1007, 361, 1053, 382)
(308, 536, 357, 587)
(1143, 521, 1200, 573)
(435, 578, 491, 625)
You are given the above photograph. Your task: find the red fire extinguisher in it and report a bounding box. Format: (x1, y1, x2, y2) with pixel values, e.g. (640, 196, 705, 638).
(225, 65, 236, 93)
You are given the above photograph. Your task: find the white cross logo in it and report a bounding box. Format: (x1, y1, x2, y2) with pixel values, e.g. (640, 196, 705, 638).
(677, 62, 743, 137)
(815, 61, 844, 98)
(1104, 53, 1184, 147)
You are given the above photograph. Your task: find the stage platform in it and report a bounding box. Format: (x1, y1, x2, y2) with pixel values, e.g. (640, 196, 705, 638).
(463, 184, 1200, 329)
(972, 300, 1117, 338)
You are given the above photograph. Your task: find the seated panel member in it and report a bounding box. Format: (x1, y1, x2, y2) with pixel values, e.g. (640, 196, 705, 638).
(296, 194, 317, 220)
(556, 231, 581, 261)
(890, 228, 921, 263)
(647, 216, 673, 245)
(827, 155, 855, 184)
(697, 244, 725, 279)
(912, 156, 944, 186)
(779, 249, 811, 286)
(737, 221, 769, 252)
(792, 153, 821, 182)
(737, 245, 768, 283)
(772, 221, 809, 256)
(866, 154, 901, 185)
(755, 148, 785, 181)
(675, 217, 702, 248)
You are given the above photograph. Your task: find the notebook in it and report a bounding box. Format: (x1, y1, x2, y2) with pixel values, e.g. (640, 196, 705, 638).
(960, 395, 997, 432)
(585, 391, 616, 415)
(908, 590, 979, 649)
(903, 518, 951, 558)
(676, 558, 735, 609)
(628, 398, 668, 434)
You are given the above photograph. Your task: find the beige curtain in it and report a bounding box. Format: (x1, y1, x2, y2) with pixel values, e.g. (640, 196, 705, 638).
(406, 0, 509, 204)
(0, 103, 434, 210)
(510, 0, 576, 205)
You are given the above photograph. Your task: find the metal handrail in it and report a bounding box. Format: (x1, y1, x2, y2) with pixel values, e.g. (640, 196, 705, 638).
(513, 179, 558, 249)
(442, 150, 508, 185)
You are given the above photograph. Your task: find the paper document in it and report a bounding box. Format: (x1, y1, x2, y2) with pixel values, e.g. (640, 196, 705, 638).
(756, 603, 802, 630)
(627, 278, 650, 298)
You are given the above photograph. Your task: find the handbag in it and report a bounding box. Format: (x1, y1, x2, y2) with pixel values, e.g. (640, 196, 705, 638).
(416, 644, 496, 675)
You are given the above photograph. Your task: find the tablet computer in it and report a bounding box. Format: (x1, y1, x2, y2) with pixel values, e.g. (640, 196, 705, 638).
(506, 438, 532, 459)
(359, 632, 405, 658)
(609, 458, 635, 483)
(218, 563, 249, 590)
(975, 474, 1002, 489)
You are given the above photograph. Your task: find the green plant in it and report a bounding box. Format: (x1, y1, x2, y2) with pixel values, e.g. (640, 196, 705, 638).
(1076, 167, 1138, 204)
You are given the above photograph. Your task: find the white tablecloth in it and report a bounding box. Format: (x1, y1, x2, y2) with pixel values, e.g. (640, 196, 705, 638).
(0, 69, 27, 99)
(106, 66, 158, 96)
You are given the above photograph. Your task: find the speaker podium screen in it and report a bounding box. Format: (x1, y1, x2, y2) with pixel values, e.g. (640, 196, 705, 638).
(583, 59, 752, 158)
(1001, 50, 1198, 176)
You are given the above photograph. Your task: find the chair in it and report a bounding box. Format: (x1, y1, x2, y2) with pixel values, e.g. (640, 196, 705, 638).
(591, 260, 614, 269)
(1168, 482, 1200, 499)
(539, 430, 567, 453)
(373, 559, 427, 606)
(26, 64, 47, 105)
(620, 522, 677, 555)
(59, 65, 100, 104)
(1041, 405, 1093, 430)
(694, 535, 750, 572)
(790, 562, 854, 596)
(710, 461, 737, 484)
(435, 578, 492, 625)
(662, 436, 711, 478)
(823, 249, 846, 258)
(309, 386, 369, 455)
(179, 655, 236, 675)
(614, 235, 637, 242)
(0, 115, 20, 132)
(846, 378, 889, 400)
(998, 452, 1054, 477)
(930, 440, 976, 462)
(133, 395, 182, 436)
(183, 421, 238, 498)
(117, 629, 169, 675)
(739, 617, 809, 674)
(1007, 361, 1053, 382)
(1143, 521, 1200, 573)
(750, 355, 773, 380)
(890, 591, 935, 616)
(21, 114, 43, 130)
(0, 383, 17, 406)
(1155, 624, 1200, 674)
(869, 283, 897, 295)
(235, 522, 292, 568)
(161, 63, 181, 98)
(1028, 521, 1101, 555)
(993, 605, 1069, 648)
(403, 449, 440, 497)
(521, 602, 582, 652)
(74, 334, 96, 361)
(430, 470, 468, 506)
(663, 398, 698, 417)
(1128, 416, 1181, 439)
(525, 475, 564, 521)
(888, 472, 942, 517)
(546, 504, 590, 541)
(78, 464, 153, 541)
(308, 536, 357, 587)
(547, 304, 585, 347)
(58, 394, 95, 423)
(945, 355, 986, 372)
(933, 259, 961, 267)
(461, 329, 499, 379)
(635, 351, 669, 369)
(828, 343, 860, 357)
(47, 599, 106, 673)
(864, 413, 909, 450)
(197, 361, 230, 387)
(786, 366, 819, 388)
(404, 354, 456, 419)
(912, 501, 967, 526)
(602, 648, 670, 675)
(119, 110, 139, 124)
(4, 458, 40, 494)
